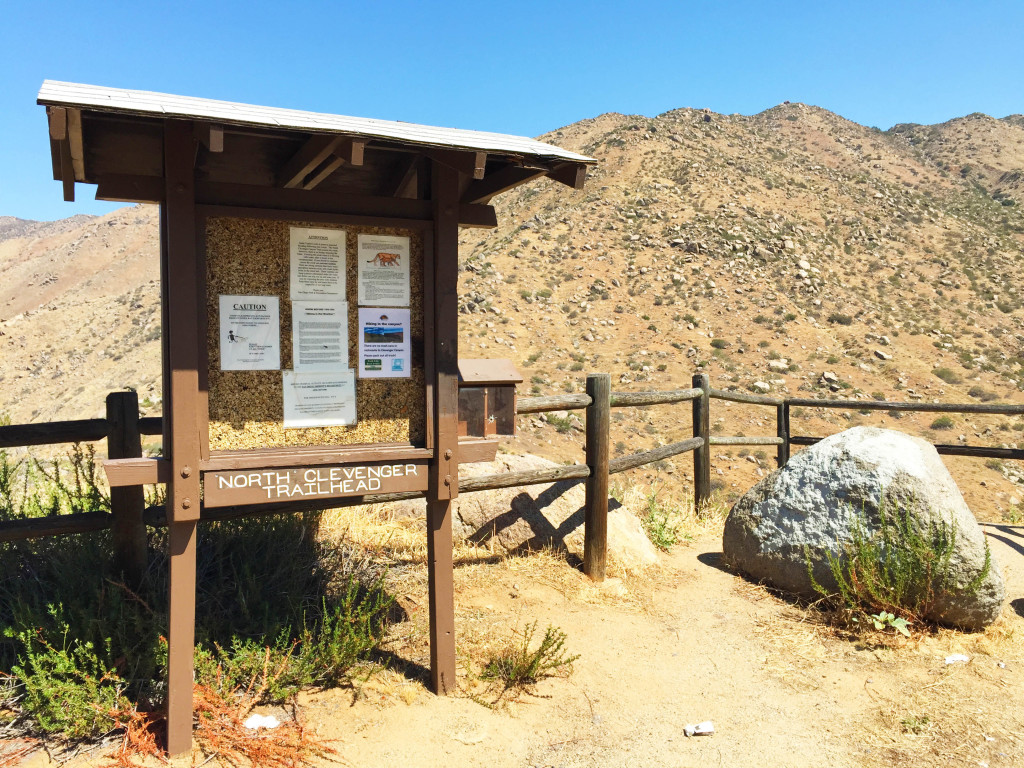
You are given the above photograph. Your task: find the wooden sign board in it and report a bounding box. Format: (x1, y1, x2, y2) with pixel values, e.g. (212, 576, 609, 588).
(203, 459, 428, 507)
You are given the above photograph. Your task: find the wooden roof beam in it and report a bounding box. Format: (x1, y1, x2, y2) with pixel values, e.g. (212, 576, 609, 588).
(463, 164, 546, 204)
(301, 138, 367, 190)
(194, 123, 224, 152)
(58, 138, 74, 201)
(47, 107, 67, 181)
(92, 174, 498, 228)
(276, 135, 343, 188)
(47, 106, 67, 141)
(48, 107, 75, 200)
(389, 154, 422, 199)
(339, 137, 365, 166)
(96, 174, 164, 204)
(302, 155, 346, 190)
(427, 149, 487, 180)
(67, 109, 86, 181)
(548, 162, 587, 190)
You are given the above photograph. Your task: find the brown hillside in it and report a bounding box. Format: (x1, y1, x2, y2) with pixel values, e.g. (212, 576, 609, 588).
(2, 103, 1023, 518)
(891, 113, 1024, 205)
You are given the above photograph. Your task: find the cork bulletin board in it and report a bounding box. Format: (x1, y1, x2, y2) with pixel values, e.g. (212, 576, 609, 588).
(205, 217, 426, 451)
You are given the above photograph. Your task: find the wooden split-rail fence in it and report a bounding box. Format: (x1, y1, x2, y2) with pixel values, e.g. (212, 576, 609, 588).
(2, 377, 1023, 582)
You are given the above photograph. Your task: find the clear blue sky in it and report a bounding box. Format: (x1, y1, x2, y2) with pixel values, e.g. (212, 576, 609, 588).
(1, 0, 1021, 221)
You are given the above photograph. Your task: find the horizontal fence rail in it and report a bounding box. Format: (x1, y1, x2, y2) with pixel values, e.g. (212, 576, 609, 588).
(609, 437, 703, 475)
(787, 398, 1024, 415)
(610, 388, 702, 407)
(2, 375, 1022, 582)
(708, 388, 783, 407)
(789, 435, 1024, 460)
(708, 435, 784, 447)
(516, 394, 591, 413)
(0, 418, 110, 448)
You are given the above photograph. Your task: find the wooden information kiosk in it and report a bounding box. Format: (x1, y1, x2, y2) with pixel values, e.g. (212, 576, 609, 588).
(38, 81, 594, 754)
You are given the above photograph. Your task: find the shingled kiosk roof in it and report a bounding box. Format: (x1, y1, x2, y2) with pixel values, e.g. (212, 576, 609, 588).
(38, 80, 596, 220)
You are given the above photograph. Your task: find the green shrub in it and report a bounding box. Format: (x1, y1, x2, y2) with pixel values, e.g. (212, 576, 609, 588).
(480, 622, 578, 703)
(930, 415, 955, 430)
(8, 623, 128, 739)
(968, 386, 998, 402)
(933, 367, 962, 384)
(807, 500, 990, 631)
(545, 414, 575, 434)
(828, 313, 854, 326)
(710, 338, 729, 349)
(640, 489, 683, 551)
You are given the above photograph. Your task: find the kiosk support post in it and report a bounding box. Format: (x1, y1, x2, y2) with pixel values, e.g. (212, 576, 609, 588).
(162, 119, 203, 756)
(427, 160, 459, 694)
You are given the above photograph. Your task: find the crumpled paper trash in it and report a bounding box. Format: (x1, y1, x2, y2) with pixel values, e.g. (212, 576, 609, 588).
(944, 654, 970, 665)
(243, 714, 281, 730)
(684, 721, 714, 737)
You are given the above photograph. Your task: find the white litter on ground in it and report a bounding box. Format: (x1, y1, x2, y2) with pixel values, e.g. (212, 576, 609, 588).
(945, 654, 970, 665)
(243, 714, 281, 730)
(684, 721, 715, 737)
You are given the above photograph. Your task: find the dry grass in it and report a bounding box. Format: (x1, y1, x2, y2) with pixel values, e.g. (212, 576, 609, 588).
(0, 738, 40, 767)
(96, 684, 340, 768)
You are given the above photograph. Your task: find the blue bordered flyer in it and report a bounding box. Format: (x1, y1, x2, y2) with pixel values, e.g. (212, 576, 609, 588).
(357, 307, 411, 378)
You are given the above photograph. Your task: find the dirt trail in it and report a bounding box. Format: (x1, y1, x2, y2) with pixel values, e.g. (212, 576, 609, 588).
(293, 527, 1024, 768)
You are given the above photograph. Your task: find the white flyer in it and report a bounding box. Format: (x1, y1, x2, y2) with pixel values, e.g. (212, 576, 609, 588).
(358, 307, 411, 378)
(291, 301, 348, 372)
(290, 227, 346, 300)
(219, 295, 280, 371)
(282, 370, 357, 428)
(357, 234, 410, 307)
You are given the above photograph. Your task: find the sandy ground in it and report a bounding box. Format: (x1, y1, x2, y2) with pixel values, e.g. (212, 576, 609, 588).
(291, 524, 1024, 768)
(13, 523, 1024, 768)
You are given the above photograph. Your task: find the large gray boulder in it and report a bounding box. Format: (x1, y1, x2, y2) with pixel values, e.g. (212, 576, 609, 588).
(384, 454, 658, 571)
(723, 426, 1004, 630)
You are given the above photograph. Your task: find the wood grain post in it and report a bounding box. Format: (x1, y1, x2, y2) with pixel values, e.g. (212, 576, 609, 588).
(106, 391, 147, 584)
(426, 159, 459, 695)
(692, 373, 711, 509)
(776, 402, 790, 468)
(162, 119, 202, 757)
(584, 373, 610, 582)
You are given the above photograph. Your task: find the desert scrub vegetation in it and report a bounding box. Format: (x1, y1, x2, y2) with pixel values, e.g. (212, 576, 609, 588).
(616, 483, 728, 551)
(932, 367, 962, 385)
(476, 621, 579, 705)
(807, 500, 990, 637)
(0, 445, 394, 742)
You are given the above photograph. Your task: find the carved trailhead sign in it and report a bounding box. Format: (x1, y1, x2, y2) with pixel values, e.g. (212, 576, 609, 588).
(204, 460, 428, 506)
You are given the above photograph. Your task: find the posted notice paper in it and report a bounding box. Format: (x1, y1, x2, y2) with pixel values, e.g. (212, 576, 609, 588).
(358, 307, 411, 378)
(290, 227, 346, 300)
(219, 295, 280, 370)
(291, 301, 348, 372)
(282, 370, 357, 429)
(357, 234, 410, 307)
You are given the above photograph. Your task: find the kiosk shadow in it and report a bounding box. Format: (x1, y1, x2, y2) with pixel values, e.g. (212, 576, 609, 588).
(463, 478, 597, 570)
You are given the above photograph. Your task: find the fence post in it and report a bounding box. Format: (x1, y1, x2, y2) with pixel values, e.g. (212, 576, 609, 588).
(776, 401, 790, 468)
(692, 373, 711, 509)
(584, 373, 610, 582)
(106, 391, 147, 584)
